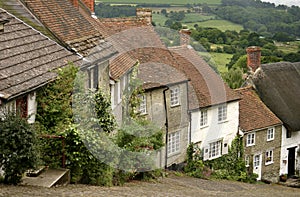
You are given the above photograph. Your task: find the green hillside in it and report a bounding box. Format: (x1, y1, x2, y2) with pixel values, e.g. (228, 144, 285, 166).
(96, 0, 221, 5)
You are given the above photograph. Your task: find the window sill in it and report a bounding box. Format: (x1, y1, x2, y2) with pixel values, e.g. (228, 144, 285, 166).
(246, 144, 255, 147)
(200, 125, 209, 129)
(265, 162, 273, 166)
(218, 120, 228, 124)
(167, 151, 181, 158)
(267, 139, 274, 142)
(170, 104, 180, 108)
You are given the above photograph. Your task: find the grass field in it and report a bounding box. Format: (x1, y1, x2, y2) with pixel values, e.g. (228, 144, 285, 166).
(209, 52, 232, 73)
(152, 14, 169, 26)
(186, 20, 243, 32)
(96, 0, 221, 5)
(276, 41, 300, 54)
(181, 13, 216, 23)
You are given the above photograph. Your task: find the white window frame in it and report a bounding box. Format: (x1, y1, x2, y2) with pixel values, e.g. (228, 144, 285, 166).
(246, 132, 255, 147)
(254, 154, 260, 168)
(267, 127, 275, 141)
(209, 140, 222, 159)
(218, 104, 227, 122)
(117, 81, 122, 104)
(170, 87, 180, 107)
(168, 131, 180, 156)
(200, 109, 208, 127)
(265, 149, 274, 165)
(138, 95, 147, 115)
(245, 155, 250, 167)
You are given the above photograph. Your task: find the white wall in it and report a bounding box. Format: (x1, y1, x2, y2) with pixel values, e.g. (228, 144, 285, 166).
(280, 126, 300, 175)
(27, 92, 37, 124)
(190, 101, 239, 160)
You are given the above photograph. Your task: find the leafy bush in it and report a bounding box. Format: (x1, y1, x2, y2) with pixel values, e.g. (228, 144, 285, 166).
(0, 113, 39, 184)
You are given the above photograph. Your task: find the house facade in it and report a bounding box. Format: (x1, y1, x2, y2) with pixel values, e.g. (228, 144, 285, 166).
(0, 8, 81, 123)
(236, 86, 282, 182)
(246, 46, 300, 179)
(168, 46, 240, 161)
(137, 61, 189, 168)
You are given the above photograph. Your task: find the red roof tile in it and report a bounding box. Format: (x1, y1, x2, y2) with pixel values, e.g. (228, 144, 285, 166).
(236, 86, 282, 132)
(22, 0, 103, 56)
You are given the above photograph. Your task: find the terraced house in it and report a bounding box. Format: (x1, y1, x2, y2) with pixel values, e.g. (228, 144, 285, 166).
(0, 7, 81, 123)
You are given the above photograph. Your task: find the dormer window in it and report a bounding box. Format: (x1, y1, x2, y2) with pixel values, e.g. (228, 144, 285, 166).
(0, 19, 9, 33)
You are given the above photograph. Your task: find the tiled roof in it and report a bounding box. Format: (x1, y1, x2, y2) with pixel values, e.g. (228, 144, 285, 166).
(96, 17, 151, 38)
(253, 62, 300, 131)
(22, 0, 103, 57)
(137, 62, 188, 90)
(236, 86, 282, 132)
(128, 46, 240, 109)
(0, 8, 81, 100)
(109, 53, 137, 80)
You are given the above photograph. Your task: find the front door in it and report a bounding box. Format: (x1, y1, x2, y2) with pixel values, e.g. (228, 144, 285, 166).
(253, 154, 262, 180)
(288, 147, 296, 177)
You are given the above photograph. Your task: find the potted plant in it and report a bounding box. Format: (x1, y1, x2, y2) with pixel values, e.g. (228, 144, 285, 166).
(279, 174, 287, 182)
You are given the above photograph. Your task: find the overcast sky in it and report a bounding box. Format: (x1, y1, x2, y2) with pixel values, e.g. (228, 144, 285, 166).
(262, 0, 300, 6)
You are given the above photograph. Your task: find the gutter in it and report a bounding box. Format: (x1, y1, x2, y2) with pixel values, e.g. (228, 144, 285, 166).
(163, 86, 169, 170)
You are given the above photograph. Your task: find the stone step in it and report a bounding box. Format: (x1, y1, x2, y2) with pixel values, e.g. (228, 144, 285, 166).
(21, 168, 70, 188)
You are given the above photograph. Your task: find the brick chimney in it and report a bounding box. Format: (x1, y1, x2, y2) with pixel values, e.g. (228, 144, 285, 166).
(179, 29, 191, 46)
(136, 8, 152, 25)
(246, 46, 261, 73)
(82, 0, 95, 13)
(69, 0, 79, 8)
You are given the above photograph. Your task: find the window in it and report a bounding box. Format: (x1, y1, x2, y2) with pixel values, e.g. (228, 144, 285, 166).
(200, 109, 208, 127)
(170, 87, 180, 107)
(246, 133, 255, 147)
(218, 104, 227, 122)
(265, 150, 273, 165)
(168, 131, 180, 155)
(254, 155, 260, 168)
(138, 95, 147, 115)
(245, 155, 250, 167)
(267, 127, 275, 141)
(88, 66, 99, 90)
(209, 140, 222, 158)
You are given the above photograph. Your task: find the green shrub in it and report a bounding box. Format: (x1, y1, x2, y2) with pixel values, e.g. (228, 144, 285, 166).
(0, 113, 39, 184)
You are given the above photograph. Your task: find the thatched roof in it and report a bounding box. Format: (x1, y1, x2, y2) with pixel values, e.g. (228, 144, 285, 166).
(253, 62, 300, 131)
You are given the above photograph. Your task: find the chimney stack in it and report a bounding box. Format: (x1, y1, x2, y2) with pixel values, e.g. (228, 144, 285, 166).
(136, 8, 152, 25)
(246, 46, 261, 73)
(179, 29, 191, 46)
(82, 0, 95, 13)
(69, 0, 79, 8)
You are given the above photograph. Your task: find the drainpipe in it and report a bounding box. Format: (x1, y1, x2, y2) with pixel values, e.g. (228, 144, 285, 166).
(163, 87, 169, 170)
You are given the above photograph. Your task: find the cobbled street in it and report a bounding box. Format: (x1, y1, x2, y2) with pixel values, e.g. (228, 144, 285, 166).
(0, 173, 299, 197)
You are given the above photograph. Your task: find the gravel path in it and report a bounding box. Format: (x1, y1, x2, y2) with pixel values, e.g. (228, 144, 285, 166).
(0, 173, 299, 197)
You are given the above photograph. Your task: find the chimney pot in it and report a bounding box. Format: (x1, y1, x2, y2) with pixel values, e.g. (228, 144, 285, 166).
(246, 46, 261, 73)
(82, 0, 95, 13)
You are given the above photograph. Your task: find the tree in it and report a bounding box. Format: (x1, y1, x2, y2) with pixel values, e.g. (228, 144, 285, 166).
(0, 113, 39, 184)
(161, 9, 167, 16)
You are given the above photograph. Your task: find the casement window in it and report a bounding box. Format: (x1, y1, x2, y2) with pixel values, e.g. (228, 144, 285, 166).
(200, 109, 208, 127)
(265, 149, 273, 165)
(168, 131, 180, 155)
(138, 95, 147, 115)
(170, 87, 180, 107)
(88, 65, 99, 90)
(245, 155, 250, 167)
(209, 140, 222, 158)
(246, 132, 255, 147)
(218, 104, 227, 122)
(267, 127, 275, 141)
